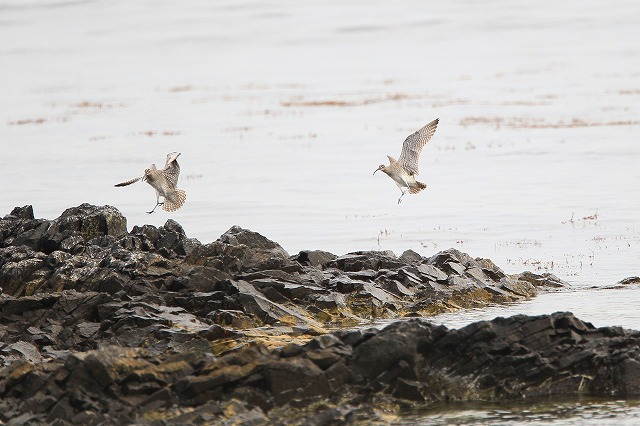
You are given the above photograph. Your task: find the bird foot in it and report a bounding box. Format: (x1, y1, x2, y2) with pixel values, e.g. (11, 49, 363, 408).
(147, 202, 164, 214)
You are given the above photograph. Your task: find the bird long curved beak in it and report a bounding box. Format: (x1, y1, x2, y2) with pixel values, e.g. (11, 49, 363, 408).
(373, 166, 382, 175)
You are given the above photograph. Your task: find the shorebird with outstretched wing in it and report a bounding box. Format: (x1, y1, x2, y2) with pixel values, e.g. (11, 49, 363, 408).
(115, 152, 186, 214)
(374, 118, 439, 204)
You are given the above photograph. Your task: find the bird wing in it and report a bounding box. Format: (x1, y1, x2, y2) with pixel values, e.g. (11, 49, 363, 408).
(165, 152, 180, 166)
(163, 168, 179, 189)
(114, 176, 143, 187)
(163, 161, 180, 187)
(163, 154, 181, 188)
(397, 118, 439, 176)
(161, 178, 176, 196)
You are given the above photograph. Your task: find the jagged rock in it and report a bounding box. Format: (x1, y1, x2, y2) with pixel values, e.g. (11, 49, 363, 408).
(155, 219, 201, 258)
(2, 342, 42, 365)
(326, 251, 405, 272)
(9, 206, 35, 220)
(237, 291, 323, 328)
(219, 226, 285, 253)
(40, 203, 127, 254)
(263, 357, 331, 404)
(65, 346, 149, 389)
(0, 204, 599, 423)
(515, 270, 565, 288)
(0, 206, 50, 251)
(416, 263, 448, 282)
(0, 247, 50, 296)
(292, 250, 338, 268)
(329, 275, 366, 293)
(2, 312, 638, 424)
(2, 204, 565, 329)
(215, 226, 295, 272)
(618, 276, 640, 286)
(399, 249, 423, 264)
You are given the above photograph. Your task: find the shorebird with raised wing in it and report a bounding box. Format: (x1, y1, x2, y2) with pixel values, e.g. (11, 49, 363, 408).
(115, 152, 186, 214)
(374, 118, 439, 204)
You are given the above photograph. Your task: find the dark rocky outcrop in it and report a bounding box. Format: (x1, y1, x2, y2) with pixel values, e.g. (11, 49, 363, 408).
(1, 204, 636, 424)
(1, 312, 640, 424)
(0, 204, 563, 333)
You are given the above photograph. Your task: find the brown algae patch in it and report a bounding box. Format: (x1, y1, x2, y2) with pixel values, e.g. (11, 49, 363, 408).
(281, 93, 413, 107)
(460, 116, 640, 129)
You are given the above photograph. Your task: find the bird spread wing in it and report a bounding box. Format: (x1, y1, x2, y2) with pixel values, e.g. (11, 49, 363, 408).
(163, 167, 180, 189)
(116, 153, 180, 189)
(114, 176, 143, 187)
(161, 178, 176, 196)
(165, 152, 180, 166)
(163, 161, 179, 186)
(162, 153, 181, 188)
(398, 118, 439, 176)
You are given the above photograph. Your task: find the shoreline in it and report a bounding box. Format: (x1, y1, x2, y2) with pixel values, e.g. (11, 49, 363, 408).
(1, 204, 638, 424)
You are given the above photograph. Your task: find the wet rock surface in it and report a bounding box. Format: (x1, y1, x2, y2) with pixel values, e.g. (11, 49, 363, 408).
(1, 204, 637, 424)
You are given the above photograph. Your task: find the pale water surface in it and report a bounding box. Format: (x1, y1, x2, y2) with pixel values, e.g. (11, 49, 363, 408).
(1, 0, 640, 422)
(394, 397, 640, 425)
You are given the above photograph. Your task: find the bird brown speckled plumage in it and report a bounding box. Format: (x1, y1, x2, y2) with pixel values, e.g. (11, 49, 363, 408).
(374, 118, 439, 204)
(115, 152, 186, 214)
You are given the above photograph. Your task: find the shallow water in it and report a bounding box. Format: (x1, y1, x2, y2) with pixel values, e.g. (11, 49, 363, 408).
(394, 397, 640, 426)
(1, 0, 640, 422)
(372, 285, 640, 332)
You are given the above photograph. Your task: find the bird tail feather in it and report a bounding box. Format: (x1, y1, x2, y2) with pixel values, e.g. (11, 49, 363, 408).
(408, 181, 426, 194)
(163, 189, 186, 212)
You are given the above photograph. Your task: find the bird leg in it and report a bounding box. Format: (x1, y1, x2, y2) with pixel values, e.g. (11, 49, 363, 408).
(397, 189, 406, 204)
(147, 197, 164, 214)
(147, 202, 164, 214)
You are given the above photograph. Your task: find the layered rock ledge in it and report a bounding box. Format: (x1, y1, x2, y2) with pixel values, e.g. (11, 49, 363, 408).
(2, 311, 640, 425)
(0, 204, 563, 335)
(2, 204, 637, 424)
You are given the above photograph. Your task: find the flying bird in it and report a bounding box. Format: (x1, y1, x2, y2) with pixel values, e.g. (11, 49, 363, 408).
(373, 118, 439, 204)
(115, 152, 186, 214)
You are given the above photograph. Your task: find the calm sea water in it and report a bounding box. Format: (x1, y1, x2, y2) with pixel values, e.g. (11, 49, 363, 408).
(1, 1, 640, 422)
(394, 397, 640, 426)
